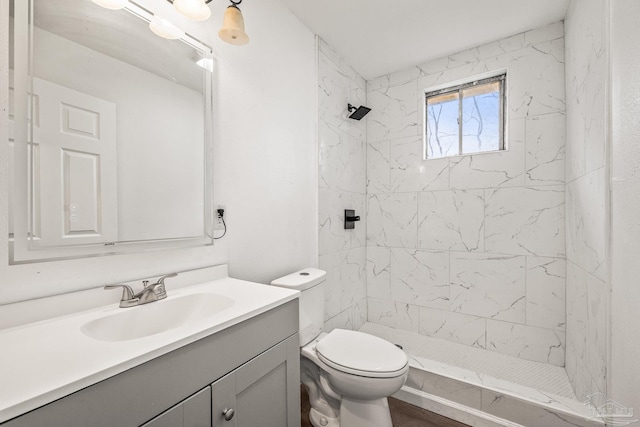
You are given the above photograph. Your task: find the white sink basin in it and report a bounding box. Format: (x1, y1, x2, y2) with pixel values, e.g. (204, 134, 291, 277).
(81, 293, 234, 342)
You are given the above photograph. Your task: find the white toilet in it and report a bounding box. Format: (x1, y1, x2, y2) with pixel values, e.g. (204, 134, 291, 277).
(271, 268, 408, 427)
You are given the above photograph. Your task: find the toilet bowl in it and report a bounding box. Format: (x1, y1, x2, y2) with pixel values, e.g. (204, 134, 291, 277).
(271, 269, 408, 427)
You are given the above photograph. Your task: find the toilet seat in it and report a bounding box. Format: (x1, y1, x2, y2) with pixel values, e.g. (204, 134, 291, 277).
(315, 329, 408, 378)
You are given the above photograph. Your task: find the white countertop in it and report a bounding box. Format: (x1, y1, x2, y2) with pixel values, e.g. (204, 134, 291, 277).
(0, 276, 299, 423)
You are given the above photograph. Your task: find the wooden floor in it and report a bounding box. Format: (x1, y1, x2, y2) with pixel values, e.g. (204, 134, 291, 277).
(300, 385, 469, 427)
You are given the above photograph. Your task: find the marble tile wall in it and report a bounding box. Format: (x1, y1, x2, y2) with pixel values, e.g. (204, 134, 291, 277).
(564, 0, 610, 400)
(317, 38, 368, 331)
(365, 22, 568, 366)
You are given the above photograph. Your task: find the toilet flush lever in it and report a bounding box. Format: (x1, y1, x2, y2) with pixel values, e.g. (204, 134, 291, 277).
(344, 209, 360, 229)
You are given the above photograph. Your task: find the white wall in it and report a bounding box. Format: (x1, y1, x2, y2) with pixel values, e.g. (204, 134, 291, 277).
(610, 0, 640, 413)
(564, 0, 610, 400)
(0, 0, 317, 305)
(364, 22, 568, 366)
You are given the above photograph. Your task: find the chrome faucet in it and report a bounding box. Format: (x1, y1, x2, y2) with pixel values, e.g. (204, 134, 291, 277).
(105, 273, 178, 308)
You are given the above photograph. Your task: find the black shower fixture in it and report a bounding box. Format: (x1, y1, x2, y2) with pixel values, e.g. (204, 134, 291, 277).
(347, 104, 371, 120)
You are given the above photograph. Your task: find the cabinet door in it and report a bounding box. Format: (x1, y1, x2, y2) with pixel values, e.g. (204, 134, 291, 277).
(142, 387, 211, 427)
(211, 335, 300, 427)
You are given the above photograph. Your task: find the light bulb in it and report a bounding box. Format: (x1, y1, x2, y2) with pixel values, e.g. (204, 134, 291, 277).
(149, 16, 184, 40)
(173, 0, 211, 21)
(91, 0, 128, 10)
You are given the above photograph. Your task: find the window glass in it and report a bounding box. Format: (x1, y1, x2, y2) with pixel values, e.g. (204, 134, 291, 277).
(425, 74, 505, 159)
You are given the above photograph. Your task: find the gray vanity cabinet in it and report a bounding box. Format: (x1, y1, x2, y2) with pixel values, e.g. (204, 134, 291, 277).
(2, 300, 300, 427)
(141, 335, 301, 427)
(142, 387, 211, 427)
(211, 336, 300, 427)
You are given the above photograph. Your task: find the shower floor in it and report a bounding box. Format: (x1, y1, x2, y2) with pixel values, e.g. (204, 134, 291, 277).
(359, 323, 600, 427)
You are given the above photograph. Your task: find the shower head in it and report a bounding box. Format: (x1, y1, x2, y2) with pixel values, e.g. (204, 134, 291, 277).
(347, 104, 371, 120)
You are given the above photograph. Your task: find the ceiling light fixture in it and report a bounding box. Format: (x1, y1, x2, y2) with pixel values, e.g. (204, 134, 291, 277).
(218, 0, 249, 46)
(170, 0, 212, 21)
(148, 15, 185, 40)
(92, 0, 249, 46)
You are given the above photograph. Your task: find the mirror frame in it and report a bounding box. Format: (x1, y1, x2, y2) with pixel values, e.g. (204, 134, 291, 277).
(8, 0, 215, 264)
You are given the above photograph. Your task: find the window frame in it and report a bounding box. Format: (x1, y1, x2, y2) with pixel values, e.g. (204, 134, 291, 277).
(423, 72, 507, 160)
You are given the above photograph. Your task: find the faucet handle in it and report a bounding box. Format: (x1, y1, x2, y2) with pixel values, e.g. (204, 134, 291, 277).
(149, 273, 177, 300)
(104, 284, 138, 307)
(156, 273, 178, 285)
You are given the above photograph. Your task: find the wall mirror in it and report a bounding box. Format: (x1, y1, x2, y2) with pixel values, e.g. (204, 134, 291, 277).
(8, 0, 214, 263)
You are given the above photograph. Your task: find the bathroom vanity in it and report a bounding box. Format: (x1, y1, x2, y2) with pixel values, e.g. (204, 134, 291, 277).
(0, 267, 301, 427)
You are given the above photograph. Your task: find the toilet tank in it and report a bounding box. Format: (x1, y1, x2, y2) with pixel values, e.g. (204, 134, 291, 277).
(271, 268, 326, 346)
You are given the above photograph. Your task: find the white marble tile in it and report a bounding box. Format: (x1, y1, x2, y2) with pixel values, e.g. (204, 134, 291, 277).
(446, 34, 525, 69)
(390, 248, 449, 310)
(478, 374, 580, 412)
(367, 193, 417, 248)
(485, 186, 565, 257)
(564, 0, 607, 180)
(352, 298, 367, 331)
(341, 247, 367, 313)
(566, 261, 588, 370)
(418, 157, 450, 191)
(406, 368, 482, 409)
(366, 246, 390, 299)
(450, 252, 525, 323)
(481, 390, 602, 427)
(565, 95, 586, 182)
(486, 320, 565, 366)
(524, 21, 565, 46)
(526, 256, 566, 331)
(418, 307, 486, 349)
(564, 0, 609, 402)
(416, 55, 452, 77)
(586, 274, 607, 394)
(389, 135, 422, 193)
(318, 52, 366, 140)
(449, 118, 526, 189)
(318, 38, 342, 71)
(565, 261, 609, 400)
(583, 54, 607, 176)
(526, 112, 566, 186)
(417, 62, 479, 93)
(318, 188, 365, 255)
(318, 248, 366, 322)
(323, 309, 352, 333)
(565, 338, 578, 398)
(507, 38, 565, 119)
(318, 120, 366, 193)
(367, 298, 419, 332)
(366, 140, 390, 194)
(571, 357, 592, 402)
(367, 136, 448, 194)
(319, 251, 344, 321)
(362, 322, 577, 399)
(367, 66, 420, 92)
(450, 253, 526, 323)
(367, 79, 418, 143)
(417, 189, 484, 252)
(566, 169, 607, 281)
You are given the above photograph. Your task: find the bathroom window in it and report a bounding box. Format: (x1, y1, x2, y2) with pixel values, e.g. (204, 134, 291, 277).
(424, 73, 505, 159)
